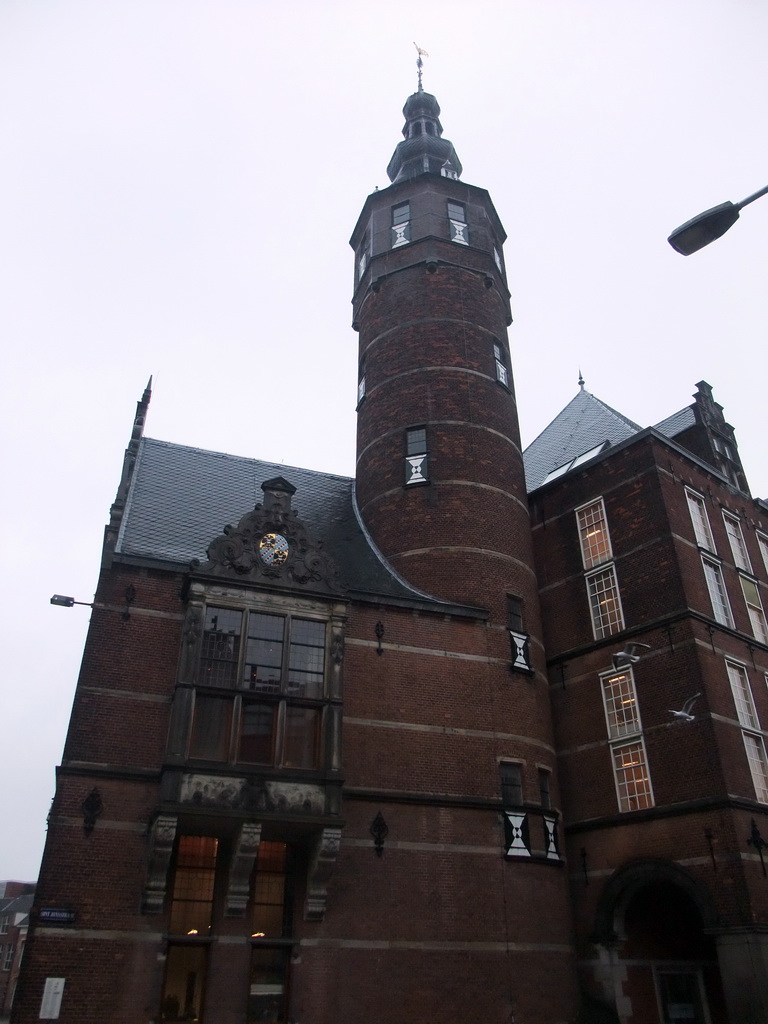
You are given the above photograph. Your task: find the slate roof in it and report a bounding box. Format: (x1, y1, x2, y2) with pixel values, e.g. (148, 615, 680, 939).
(653, 405, 696, 438)
(523, 388, 642, 492)
(116, 438, 455, 607)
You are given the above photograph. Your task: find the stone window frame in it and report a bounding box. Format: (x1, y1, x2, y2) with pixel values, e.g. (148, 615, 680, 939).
(576, 497, 613, 570)
(757, 532, 768, 578)
(740, 575, 768, 645)
(701, 556, 734, 628)
(176, 583, 345, 778)
(685, 488, 716, 552)
(585, 565, 625, 640)
(611, 738, 654, 813)
(722, 511, 752, 572)
(447, 200, 468, 245)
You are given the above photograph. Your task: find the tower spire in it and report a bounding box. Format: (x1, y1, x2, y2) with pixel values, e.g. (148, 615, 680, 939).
(413, 42, 429, 92)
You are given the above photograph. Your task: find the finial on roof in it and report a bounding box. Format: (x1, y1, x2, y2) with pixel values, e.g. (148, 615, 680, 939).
(413, 42, 429, 92)
(578, 369, 585, 390)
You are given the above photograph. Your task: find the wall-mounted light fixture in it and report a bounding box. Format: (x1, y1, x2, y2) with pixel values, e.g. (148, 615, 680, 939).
(50, 594, 93, 609)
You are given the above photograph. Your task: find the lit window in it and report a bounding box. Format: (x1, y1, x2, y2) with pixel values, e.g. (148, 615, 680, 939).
(405, 427, 429, 486)
(192, 608, 327, 770)
(500, 762, 523, 806)
(168, 836, 218, 935)
(758, 534, 768, 577)
(493, 342, 509, 388)
(447, 201, 468, 244)
(723, 512, 752, 572)
(701, 557, 733, 627)
(577, 499, 612, 569)
(741, 577, 768, 645)
(391, 202, 410, 248)
(686, 490, 715, 551)
(601, 669, 641, 740)
(612, 740, 654, 812)
(586, 566, 625, 639)
(248, 842, 293, 1024)
(160, 945, 208, 1023)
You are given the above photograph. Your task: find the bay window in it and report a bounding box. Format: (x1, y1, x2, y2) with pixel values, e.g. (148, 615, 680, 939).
(191, 607, 328, 770)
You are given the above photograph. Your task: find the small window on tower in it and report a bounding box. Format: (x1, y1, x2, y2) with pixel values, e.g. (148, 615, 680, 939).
(391, 203, 411, 248)
(500, 762, 523, 806)
(507, 595, 532, 673)
(538, 769, 551, 809)
(405, 427, 429, 486)
(447, 201, 468, 245)
(493, 342, 510, 389)
(357, 232, 370, 281)
(357, 355, 366, 406)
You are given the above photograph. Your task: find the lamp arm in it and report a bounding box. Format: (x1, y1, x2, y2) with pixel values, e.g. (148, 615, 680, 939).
(736, 183, 768, 211)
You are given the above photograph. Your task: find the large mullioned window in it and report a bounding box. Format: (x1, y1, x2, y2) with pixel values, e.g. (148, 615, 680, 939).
(726, 660, 768, 802)
(191, 607, 327, 770)
(740, 576, 768, 645)
(577, 499, 625, 639)
(601, 668, 653, 812)
(702, 557, 733, 628)
(686, 489, 715, 551)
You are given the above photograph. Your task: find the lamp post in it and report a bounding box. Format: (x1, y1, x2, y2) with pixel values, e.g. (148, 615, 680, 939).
(668, 183, 768, 255)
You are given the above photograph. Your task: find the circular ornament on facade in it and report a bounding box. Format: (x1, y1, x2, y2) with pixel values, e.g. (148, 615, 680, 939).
(259, 533, 289, 566)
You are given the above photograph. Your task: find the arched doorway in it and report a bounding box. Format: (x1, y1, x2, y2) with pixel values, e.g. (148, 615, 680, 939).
(592, 861, 726, 1024)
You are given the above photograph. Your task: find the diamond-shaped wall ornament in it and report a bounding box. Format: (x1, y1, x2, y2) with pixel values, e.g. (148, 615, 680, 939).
(504, 811, 531, 858)
(405, 455, 428, 485)
(543, 814, 561, 861)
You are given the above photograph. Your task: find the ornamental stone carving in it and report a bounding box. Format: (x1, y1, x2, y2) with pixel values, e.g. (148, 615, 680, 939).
(143, 814, 178, 913)
(191, 476, 343, 593)
(226, 822, 262, 917)
(304, 826, 342, 921)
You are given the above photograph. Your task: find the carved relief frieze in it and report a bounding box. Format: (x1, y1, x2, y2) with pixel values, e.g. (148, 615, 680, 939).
(304, 826, 342, 921)
(180, 773, 325, 815)
(143, 814, 178, 913)
(226, 822, 262, 917)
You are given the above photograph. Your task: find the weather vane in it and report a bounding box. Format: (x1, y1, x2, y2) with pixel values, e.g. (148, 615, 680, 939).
(413, 42, 429, 91)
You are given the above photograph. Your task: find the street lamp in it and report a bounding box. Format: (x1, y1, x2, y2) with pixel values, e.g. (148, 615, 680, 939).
(50, 594, 93, 608)
(668, 183, 768, 255)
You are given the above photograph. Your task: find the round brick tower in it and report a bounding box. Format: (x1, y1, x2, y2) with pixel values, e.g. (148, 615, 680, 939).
(351, 86, 535, 628)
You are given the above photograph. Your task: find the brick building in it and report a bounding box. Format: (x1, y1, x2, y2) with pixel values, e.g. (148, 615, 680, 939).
(11, 84, 768, 1024)
(1, 882, 34, 1017)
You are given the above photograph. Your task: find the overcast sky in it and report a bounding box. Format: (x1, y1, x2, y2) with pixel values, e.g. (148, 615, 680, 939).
(2, 0, 767, 880)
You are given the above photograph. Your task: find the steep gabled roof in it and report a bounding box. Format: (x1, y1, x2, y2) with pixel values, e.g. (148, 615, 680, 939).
(523, 388, 642, 492)
(115, 438, 476, 610)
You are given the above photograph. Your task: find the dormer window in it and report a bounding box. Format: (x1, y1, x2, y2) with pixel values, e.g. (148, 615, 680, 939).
(447, 201, 468, 245)
(391, 203, 411, 248)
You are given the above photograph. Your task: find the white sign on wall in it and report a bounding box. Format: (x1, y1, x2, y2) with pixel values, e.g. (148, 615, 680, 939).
(39, 977, 65, 1019)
